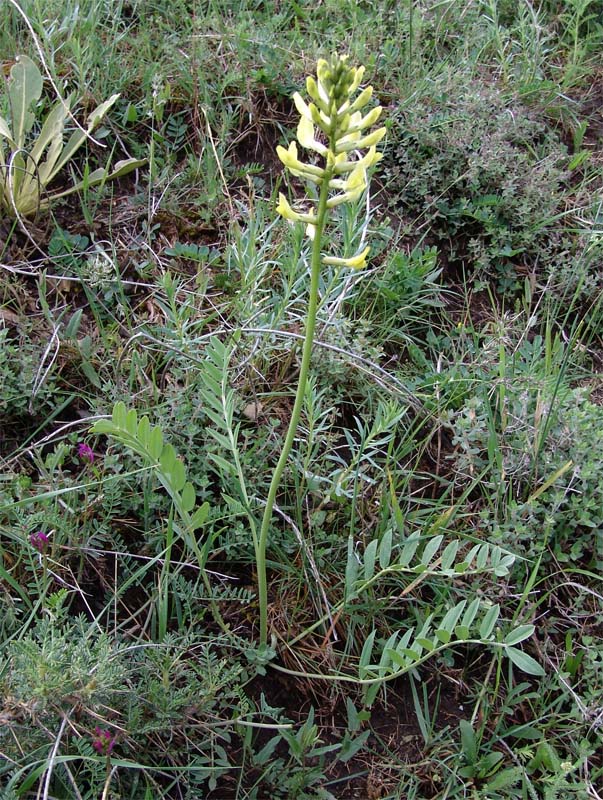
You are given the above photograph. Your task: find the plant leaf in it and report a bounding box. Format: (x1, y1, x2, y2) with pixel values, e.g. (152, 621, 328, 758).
(504, 625, 535, 647)
(8, 55, 42, 149)
(505, 646, 545, 676)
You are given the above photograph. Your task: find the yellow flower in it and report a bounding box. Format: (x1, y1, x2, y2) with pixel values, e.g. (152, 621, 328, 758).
(276, 193, 316, 225)
(276, 141, 324, 182)
(296, 116, 327, 154)
(335, 126, 386, 154)
(323, 246, 371, 270)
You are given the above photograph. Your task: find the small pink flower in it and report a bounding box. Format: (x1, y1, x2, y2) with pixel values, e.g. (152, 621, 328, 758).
(77, 442, 95, 464)
(92, 727, 115, 756)
(29, 531, 49, 552)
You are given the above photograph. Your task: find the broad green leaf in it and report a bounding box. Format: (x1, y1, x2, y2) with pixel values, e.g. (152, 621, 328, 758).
(31, 96, 70, 171)
(504, 625, 535, 647)
(160, 444, 177, 473)
(464, 544, 480, 567)
(377, 631, 399, 674)
(399, 648, 421, 661)
(378, 528, 393, 569)
(421, 534, 443, 566)
(505, 646, 545, 676)
(345, 535, 359, 601)
(49, 158, 146, 203)
(495, 554, 515, 576)
(91, 420, 115, 435)
(190, 501, 210, 530)
(484, 767, 523, 791)
(435, 629, 451, 644)
(8, 55, 42, 149)
(86, 93, 120, 131)
(125, 408, 138, 436)
(338, 730, 371, 763)
(400, 534, 420, 566)
(363, 538, 378, 582)
(112, 401, 127, 429)
(416, 637, 435, 652)
(0, 115, 14, 144)
(459, 719, 477, 763)
(171, 458, 186, 492)
(137, 416, 151, 447)
(359, 629, 376, 674)
(387, 648, 411, 669)
(438, 600, 466, 638)
(479, 603, 500, 640)
(476, 543, 489, 569)
(460, 597, 481, 631)
(440, 539, 460, 570)
(181, 482, 196, 513)
(148, 425, 163, 460)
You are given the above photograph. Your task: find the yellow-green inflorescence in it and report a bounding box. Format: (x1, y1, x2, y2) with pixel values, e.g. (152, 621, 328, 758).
(276, 53, 386, 269)
(257, 55, 384, 649)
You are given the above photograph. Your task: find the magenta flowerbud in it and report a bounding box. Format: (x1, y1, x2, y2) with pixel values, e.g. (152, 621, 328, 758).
(77, 442, 95, 464)
(92, 727, 115, 756)
(29, 531, 49, 552)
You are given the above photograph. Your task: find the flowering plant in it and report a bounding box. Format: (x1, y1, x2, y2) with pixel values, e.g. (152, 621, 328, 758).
(256, 54, 385, 647)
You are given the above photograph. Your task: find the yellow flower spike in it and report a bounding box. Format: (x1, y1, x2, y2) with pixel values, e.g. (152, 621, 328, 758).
(260, 54, 386, 651)
(297, 116, 327, 154)
(323, 245, 371, 270)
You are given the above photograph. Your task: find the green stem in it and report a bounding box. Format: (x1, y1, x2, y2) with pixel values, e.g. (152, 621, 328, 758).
(257, 172, 333, 648)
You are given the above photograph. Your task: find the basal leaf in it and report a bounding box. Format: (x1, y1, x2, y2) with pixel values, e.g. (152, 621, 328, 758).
(8, 55, 42, 149)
